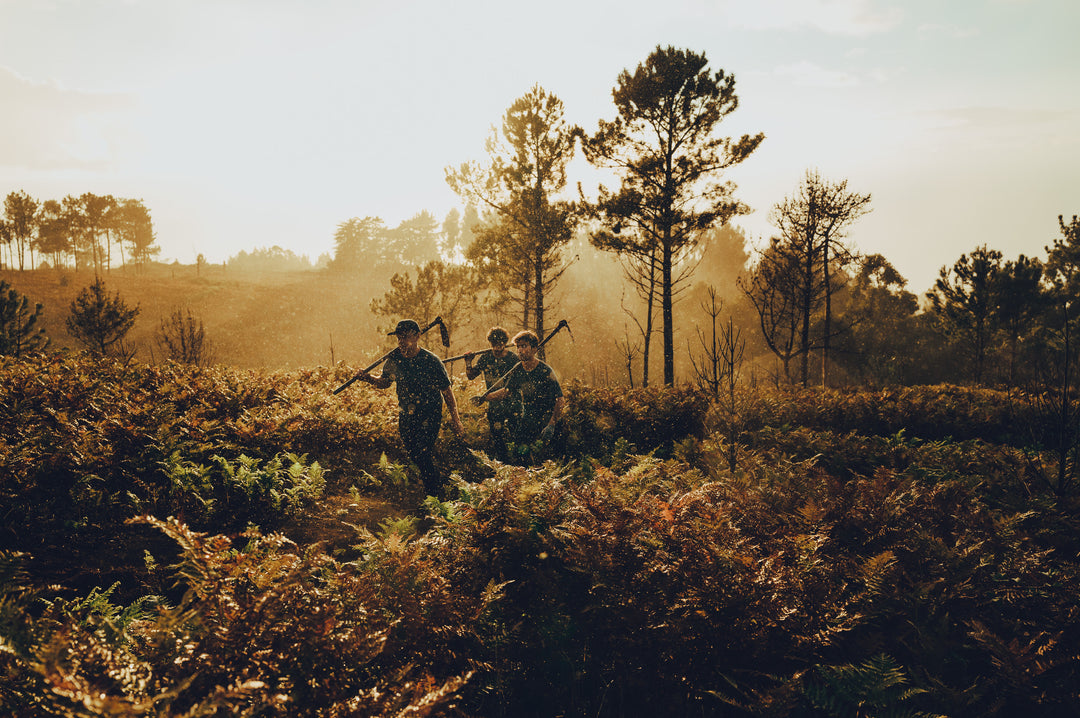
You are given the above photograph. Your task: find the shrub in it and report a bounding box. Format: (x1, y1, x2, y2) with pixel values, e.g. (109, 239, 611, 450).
(65, 277, 139, 358)
(0, 280, 49, 356)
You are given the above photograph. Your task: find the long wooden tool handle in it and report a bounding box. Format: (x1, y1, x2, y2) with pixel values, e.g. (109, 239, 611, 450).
(443, 348, 491, 363)
(332, 350, 393, 395)
(473, 320, 570, 402)
(333, 316, 446, 396)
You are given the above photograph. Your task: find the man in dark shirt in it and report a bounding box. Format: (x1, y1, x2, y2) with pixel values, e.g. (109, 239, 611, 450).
(356, 319, 464, 498)
(478, 329, 564, 465)
(464, 326, 519, 461)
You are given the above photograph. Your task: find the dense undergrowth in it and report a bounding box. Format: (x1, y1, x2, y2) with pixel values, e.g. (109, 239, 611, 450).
(1, 353, 1078, 716)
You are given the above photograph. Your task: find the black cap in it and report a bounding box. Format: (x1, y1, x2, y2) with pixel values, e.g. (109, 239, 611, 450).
(388, 319, 421, 336)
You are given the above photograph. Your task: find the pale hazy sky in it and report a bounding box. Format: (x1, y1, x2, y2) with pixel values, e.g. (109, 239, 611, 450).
(2, 0, 1077, 292)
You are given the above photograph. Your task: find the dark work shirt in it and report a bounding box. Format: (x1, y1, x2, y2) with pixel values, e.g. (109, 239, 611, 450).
(475, 351, 521, 420)
(504, 361, 562, 437)
(473, 351, 519, 388)
(381, 348, 450, 417)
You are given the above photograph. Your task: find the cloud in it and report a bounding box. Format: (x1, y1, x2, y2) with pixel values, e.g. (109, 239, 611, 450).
(924, 106, 1075, 133)
(917, 22, 981, 39)
(902, 106, 1080, 160)
(720, 0, 903, 35)
(0, 66, 137, 170)
(774, 60, 862, 87)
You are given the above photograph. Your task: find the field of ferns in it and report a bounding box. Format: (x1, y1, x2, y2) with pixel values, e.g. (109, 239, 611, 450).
(1, 352, 1078, 717)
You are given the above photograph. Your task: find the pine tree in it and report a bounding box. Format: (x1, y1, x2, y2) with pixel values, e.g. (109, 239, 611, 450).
(0, 280, 49, 356)
(65, 277, 139, 357)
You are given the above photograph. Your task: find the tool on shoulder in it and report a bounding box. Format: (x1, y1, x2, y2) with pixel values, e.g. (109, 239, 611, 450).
(443, 348, 492, 364)
(470, 319, 572, 406)
(332, 316, 450, 395)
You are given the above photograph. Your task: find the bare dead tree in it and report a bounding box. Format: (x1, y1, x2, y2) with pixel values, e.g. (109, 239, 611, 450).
(740, 237, 805, 384)
(688, 285, 745, 470)
(716, 315, 746, 472)
(688, 286, 727, 399)
(616, 325, 642, 387)
(156, 307, 214, 367)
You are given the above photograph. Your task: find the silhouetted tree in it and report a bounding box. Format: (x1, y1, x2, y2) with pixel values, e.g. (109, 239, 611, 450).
(442, 208, 462, 258)
(466, 213, 542, 329)
(688, 286, 744, 399)
(1036, 214, 1080, 496)
(370, 260, 481, 354)
(830, 254, 923, 386)
(769, 170, 871, 386)
(0, 280, 49, 356)
(583, 45, 763, 385)
(993, 254, 1045, 386)
(36, 199, 70, 268)
(111, 198, 157, 269)
(74, 193, 117, 274)
(686, 285, 745, 470)
(331, 216, 388, 272)
(66, 277, 139, 358)
(3, 190, 39, 270)
(617, 244, 665, 387)
(228, 246, 313, 273)
(0, 218, 10, 270)
(61, 194, 92, 272)
(740, 236, 805, 383)
(155, 307, 214, 366)
(927, 245, 1003, 384)
(447, 84, 580, 357)
(615, 326, 642, 387)
(390, 211, 441, 267)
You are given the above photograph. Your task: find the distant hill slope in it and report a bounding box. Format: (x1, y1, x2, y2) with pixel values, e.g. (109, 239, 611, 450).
(1, 264, 385, 369)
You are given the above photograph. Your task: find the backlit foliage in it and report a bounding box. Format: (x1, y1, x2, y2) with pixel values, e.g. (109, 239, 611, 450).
(1, 354, 1078, 716)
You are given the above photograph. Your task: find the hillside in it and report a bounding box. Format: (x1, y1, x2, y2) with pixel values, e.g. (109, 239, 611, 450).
(1, 264, 385, 369)
(1, 236, 758, 385)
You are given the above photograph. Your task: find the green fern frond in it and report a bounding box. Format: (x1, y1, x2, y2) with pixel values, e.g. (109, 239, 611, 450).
(807, 653, 936, 718)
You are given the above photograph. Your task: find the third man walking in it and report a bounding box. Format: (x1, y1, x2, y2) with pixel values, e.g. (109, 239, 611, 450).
(478, 329, 564, 465)
(464, 326, 519, 462)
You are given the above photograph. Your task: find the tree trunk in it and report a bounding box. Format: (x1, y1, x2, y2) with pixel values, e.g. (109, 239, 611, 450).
(800, 244, 813, 387)
(662, 239, 674, 385)
(641, 260, 657, 388)
(1059, 298, 1072, 496)
(822, 241, 832, 388)
(534, 245, 546, 360)
(522, 282, 531, 331)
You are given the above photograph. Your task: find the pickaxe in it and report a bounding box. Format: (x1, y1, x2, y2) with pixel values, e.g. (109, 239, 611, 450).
(332, 316, 450, 395)
(470, 319, 572, 405)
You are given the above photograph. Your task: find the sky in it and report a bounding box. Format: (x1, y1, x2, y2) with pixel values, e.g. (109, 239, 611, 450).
(1, 0, 1077, 294)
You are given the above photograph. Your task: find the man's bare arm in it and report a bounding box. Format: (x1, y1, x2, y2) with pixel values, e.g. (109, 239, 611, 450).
(442, 386, 464, 436)
(356, 370, 392, 390)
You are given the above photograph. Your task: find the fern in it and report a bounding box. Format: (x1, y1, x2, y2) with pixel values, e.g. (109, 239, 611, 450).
(861, 551, 898, 597)
(805, 654, 940, 718)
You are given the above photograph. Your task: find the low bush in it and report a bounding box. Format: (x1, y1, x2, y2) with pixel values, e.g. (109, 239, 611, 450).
(2, 354, 1078, 716)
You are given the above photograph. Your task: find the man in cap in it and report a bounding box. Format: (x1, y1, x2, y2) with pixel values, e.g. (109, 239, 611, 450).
(356, 319, 464, 498)
(463, 326, 519, 461)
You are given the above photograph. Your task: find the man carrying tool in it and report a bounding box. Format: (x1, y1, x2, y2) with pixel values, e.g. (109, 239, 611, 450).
(463, 326, 519, 462)
(478, 329, 564, 465)
(355, 319, 464, 499)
